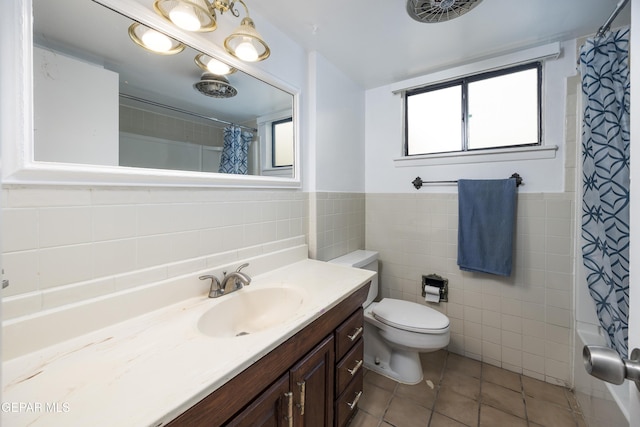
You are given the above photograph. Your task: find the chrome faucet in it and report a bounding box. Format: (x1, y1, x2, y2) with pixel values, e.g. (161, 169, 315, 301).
(221, 263, 251, 294)
(199, 263, 251, 298)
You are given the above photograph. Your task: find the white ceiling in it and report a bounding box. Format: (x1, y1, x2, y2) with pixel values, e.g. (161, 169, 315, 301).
(249, 0, 631, 89)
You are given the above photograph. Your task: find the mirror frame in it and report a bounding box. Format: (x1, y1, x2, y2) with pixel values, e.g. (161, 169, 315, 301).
(1, 0, 301, 188)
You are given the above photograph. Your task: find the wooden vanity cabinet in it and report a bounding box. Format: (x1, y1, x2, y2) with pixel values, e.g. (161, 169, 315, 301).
(167, 282, 369, 427)
(333, 309, 365, 427)
(225, 373, 290, 427)
(290, 335, 335, 426)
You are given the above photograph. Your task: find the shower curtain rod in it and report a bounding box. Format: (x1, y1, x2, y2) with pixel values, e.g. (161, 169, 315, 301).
(411, 173, 523, 190)
(596, 0, 629, 37)
(119, 93, 258, 133)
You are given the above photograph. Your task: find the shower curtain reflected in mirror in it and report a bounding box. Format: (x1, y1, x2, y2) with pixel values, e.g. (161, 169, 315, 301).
(218, 125, 254, 175)
(579, 26, 630, 358)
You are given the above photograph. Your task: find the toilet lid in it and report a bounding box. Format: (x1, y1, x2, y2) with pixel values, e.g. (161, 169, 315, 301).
(372, 299, 450, 333)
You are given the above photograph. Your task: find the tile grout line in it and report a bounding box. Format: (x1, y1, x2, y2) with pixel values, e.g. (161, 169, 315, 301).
(426, 351, 449, 426)
(519, 372, 529, 426)
(477, 362, 484, 427)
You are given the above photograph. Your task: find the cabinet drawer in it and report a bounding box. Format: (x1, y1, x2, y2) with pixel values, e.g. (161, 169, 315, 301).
(334, 370, 363, 427)
(335, 309, 363, 361)
(335, 339, 363, 396)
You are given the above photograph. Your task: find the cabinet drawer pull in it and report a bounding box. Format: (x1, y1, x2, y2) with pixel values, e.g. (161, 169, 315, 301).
(347, 326, 363, 341)
(346, 390, 363, 410)
(297, 381, 306, 416)
(347, 359, 363, 376)
(284, 392, 293, 427)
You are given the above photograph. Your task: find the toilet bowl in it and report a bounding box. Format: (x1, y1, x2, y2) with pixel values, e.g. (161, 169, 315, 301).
(329, 250, 450, 385)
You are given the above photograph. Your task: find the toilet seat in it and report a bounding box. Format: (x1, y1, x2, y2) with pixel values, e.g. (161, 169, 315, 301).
(372, 298, 449, 333)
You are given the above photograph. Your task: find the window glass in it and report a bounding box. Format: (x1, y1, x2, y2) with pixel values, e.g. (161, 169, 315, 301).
(407, 85, 462, 155)
(404, 62, 541, 156)
(467, 68, 539, 149)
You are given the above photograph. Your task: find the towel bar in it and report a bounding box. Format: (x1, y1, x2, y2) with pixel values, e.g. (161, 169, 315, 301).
(411, 173, 523, 190)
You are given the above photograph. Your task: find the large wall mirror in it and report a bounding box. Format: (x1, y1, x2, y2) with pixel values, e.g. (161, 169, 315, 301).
(11, 0, 299, 186)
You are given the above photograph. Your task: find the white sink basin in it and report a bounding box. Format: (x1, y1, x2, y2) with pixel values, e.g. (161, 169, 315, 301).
(197, 287, 306, 338)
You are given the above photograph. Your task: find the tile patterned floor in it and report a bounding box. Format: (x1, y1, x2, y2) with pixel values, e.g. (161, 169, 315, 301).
(351, 350, 586, 427)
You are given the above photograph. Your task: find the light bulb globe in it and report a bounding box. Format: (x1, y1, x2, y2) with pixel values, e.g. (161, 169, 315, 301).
(141, 29, 172, 52)
(169, 4, 201, 31)
(235, 39, 259, 62)
(207, 58, 232, 75)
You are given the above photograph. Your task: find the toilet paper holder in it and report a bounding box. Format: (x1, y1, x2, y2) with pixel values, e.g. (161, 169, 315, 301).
(422, 274, 448, 302)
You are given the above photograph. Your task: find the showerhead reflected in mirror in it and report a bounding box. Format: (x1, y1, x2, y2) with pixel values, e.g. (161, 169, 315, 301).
(32, 0, 295, 179)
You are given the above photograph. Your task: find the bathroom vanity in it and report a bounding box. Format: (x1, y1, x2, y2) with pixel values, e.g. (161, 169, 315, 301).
(169, 283, 368, 426)
(2, 251, 374, 427)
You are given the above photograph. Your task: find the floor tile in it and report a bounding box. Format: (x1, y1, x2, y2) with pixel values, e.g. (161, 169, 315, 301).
(525, 395, 577, 426)
(359, 382, 393, 418)
(384, 395, 431, 427)
(446, 353, 482, 379)
(364, 369, 399, 392)
(395, 380, 438, 409)
(440, 370, 481, 400)
(521, 376, 570, 408)
(353, 351, 586, 427)
(433, 387, 480, 426)
(479, 404, 527, 427)
(480, 381, 525, 419)
(481, 363, 521, 392)
(429, 412, 469, 427)
(350, 410, 381, 427)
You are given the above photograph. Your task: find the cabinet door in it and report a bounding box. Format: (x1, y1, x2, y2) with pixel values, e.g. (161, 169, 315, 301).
(290, 335, 335, 427)
(226, 373, 292, 427)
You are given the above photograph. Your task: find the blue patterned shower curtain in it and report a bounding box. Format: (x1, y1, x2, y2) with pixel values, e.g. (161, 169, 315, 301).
(579, 27, 630, 358)
(218, 125, 253, 174)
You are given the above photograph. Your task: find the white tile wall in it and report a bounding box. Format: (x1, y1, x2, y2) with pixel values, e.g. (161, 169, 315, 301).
(2, 187, 309, 319)
(120, 105, 227, 148)
(309, 192, 366, 261)
(366, 191, 575, 386)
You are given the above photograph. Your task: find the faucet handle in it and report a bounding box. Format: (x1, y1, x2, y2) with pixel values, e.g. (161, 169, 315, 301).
(235, 263, 251, 286)
(199, 274, 218, 283)
(199, 275, 223, 298)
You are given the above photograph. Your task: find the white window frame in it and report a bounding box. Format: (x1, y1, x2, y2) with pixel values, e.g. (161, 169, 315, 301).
(257, 109, 294, 177)
(392, 43, 561, 167)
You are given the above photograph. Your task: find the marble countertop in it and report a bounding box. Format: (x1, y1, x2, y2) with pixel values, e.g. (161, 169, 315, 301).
(2, 259, 374, 426)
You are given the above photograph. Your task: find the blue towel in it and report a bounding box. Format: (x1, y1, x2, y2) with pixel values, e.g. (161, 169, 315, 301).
(457, 179, 517, 276)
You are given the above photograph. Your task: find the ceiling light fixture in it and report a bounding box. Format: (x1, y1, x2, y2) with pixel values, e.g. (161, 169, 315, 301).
(193, 72, 238, 98)
(153, 0, 270, 62)
(406, 0, 484, 23)
(128, 23, 186, 55)
(195, 53, 237, 75)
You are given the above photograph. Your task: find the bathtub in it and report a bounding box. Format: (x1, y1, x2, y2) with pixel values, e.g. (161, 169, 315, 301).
(574, 323, 629, 426)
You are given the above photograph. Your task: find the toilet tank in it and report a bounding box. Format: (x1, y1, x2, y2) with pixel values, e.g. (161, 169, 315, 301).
(329, 250, 378, 306)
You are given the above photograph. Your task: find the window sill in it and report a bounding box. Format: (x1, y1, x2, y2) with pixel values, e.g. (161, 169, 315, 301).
(393, 145, 558, 167)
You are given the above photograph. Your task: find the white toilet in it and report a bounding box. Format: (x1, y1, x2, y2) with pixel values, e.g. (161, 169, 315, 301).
(330, 250, 450, 384)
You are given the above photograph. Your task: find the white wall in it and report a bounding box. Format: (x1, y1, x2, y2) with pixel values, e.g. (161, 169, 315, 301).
(309, 51, 366, 193)
(364, 41, 578, 194)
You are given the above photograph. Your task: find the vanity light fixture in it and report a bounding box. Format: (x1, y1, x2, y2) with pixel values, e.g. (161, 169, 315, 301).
(195, 53, 237, 75)
(128, 23, 185, 55)
(153, 0, 270, 62)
